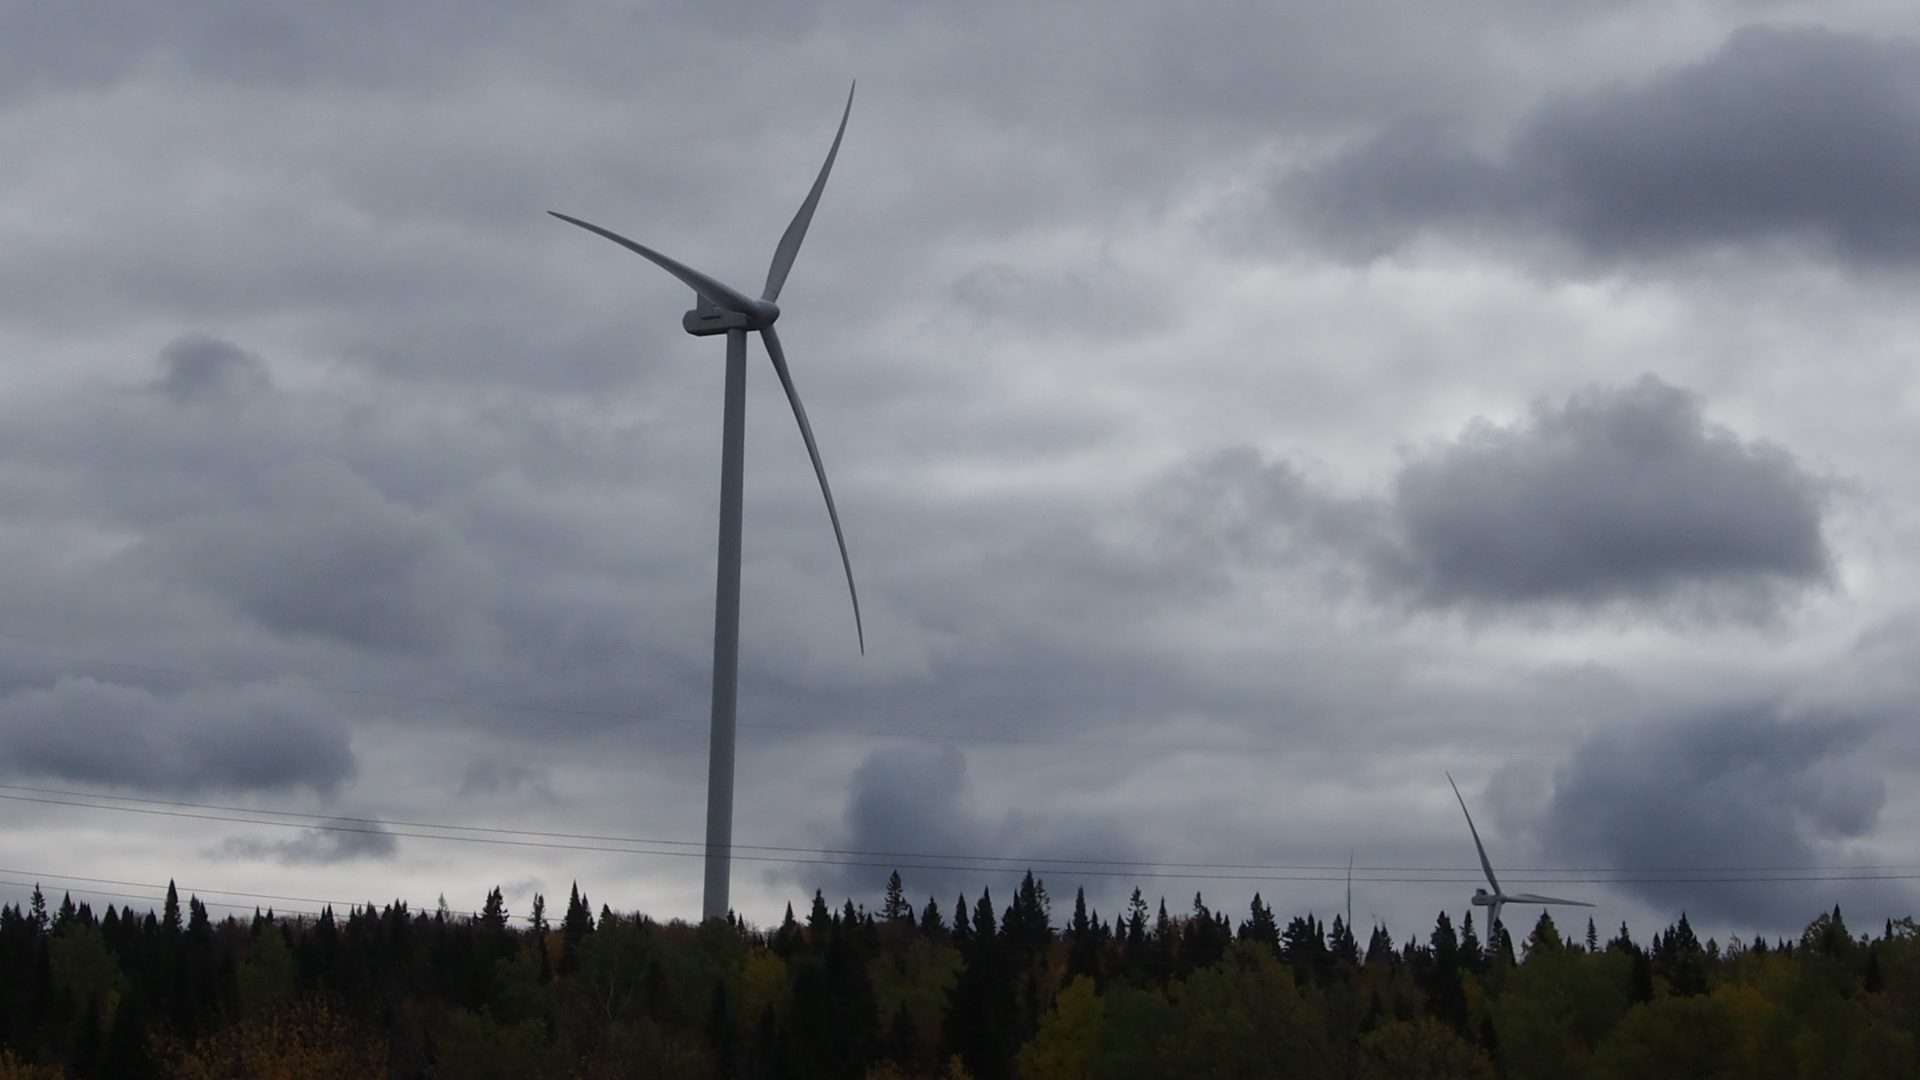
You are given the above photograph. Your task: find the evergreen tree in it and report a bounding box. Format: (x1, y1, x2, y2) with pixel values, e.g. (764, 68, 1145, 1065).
(1152, 897, 1176, 982)
(919, 895, 945, 938)
(1427, 911, 1468, 1033)
(1526, 910, 1563, 957)
(1066, 888, 1098, 981)
(560, 882, 593, 974)
(1365, 923, 1395, 967)
(951, 893, 973, 947)
(1586, 916, 1599, 952)
(480, 886, 509, 932)
(808, 890, 833, 941)
(162, 881, 182, 936)
(1241, 893, 1280, 952)
(773, 902, 803, 957)
(1329, 913, 1360, 966)
(1002, 872, 1052, 951)
(27, 884, 47, 935)
(883, 871, 912, 923)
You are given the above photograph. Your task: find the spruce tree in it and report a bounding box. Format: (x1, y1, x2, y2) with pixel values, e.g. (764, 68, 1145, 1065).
(162, 881, 182, 936)
(919, 896, 945, 938)
(883, 871, 912, 923)
(1066, 888, 1098, 981)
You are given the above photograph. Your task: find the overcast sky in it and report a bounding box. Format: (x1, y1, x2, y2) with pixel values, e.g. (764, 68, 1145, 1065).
(4, 0, 1920, 945)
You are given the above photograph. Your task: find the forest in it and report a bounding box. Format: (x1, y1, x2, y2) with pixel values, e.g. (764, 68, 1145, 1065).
(1, 870, 1916, 1078)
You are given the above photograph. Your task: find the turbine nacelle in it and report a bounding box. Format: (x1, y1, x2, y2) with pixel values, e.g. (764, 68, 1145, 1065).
(683, 296, 781, 336)
(1472, 889, 1491, 903)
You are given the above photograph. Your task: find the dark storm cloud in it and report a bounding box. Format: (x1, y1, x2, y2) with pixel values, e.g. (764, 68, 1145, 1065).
(0, 677, 355, 794)
(1141, 377, 1831, 617)
(1383, 376, 1832, 612)
(1540, 704, 1901, 928)
(805, 745, 1143, 911)
(1291, 25, 1920, 265)
(153, 334, 272, 402)
(219, 820, 398, 865)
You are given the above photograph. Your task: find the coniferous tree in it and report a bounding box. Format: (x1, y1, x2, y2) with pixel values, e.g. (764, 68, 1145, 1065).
(808, 890, 833, 942)
(773, 902, 803, 958)
(1365, 924, 1395, 967)
(1586, 916, 1599, 952)
(560, 882, 593, 974)
(1184, 893, 1227, 970)
(1527, 910, 1563, 957)
(1066, 888, 1098, 981)
(919, 896, 944, 939)
(1241, 893, 1279, 951)
(1459, 911, 1482, 970)
(883, 871, 912, 923)
(1151, 897, 1175, 982)
(1002, 872, 1051, 951)
(1427, 911, 1468, 1034)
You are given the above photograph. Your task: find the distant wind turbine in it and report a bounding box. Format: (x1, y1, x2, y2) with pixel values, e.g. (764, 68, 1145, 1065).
(551, 84, 863, 922)
(1446, 772, 1591, 950)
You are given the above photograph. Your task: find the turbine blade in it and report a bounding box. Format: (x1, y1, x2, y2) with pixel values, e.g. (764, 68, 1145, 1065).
(762, 81, 855, 303)
(548, 211, 759, 314)
(1503, 893, 1595, 907)
(760, 324, 864, 653)
(1447, 772, 1502, 895)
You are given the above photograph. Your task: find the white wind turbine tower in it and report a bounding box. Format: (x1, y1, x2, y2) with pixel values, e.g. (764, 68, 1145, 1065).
(551, 84, 863, 922)
(1446, 772, 1591, 951)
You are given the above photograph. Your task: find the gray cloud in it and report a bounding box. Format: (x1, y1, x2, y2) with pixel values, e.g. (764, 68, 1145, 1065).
(801, 745, 1144, 913)
(219, 820, 398, 865)
(0, 676, 355, 795)
(1, 1, 1916, 942)
(458, 757, 556, 801)
(144, 461, 483, 656)
(1384, 375, 1832, 614)
(153, 334, 273, 402)
(1540, 705, 1901, 928)
(1290, 25, 1920, 266)
(1144, 377, 1832, 618)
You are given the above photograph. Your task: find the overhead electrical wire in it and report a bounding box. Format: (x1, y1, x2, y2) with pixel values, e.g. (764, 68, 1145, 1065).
(0, 867, 528, 923)
(5, 788, 1917, 887)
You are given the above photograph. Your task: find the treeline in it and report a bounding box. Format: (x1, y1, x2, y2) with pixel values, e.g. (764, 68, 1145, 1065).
(2, 870, 1917, 1078)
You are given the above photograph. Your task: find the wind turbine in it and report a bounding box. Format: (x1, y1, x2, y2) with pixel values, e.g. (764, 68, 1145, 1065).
(550, 84, 863, 922)
(1446, 772, 1591, 950)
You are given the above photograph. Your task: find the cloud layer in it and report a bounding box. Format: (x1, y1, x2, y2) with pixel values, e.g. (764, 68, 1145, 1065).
(1292, 25, 1920, 267)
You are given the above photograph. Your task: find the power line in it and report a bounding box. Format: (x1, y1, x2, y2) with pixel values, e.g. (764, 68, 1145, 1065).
(8, 791, 1920, 888)
(0, 867, 528, 923)
(3, 782, 1911, 877)
(0, 877, 324, 921)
